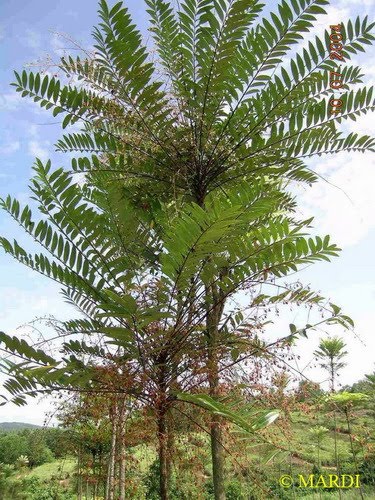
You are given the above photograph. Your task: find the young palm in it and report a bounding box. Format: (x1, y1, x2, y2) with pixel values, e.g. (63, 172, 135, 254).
(314, 336, 348, 392)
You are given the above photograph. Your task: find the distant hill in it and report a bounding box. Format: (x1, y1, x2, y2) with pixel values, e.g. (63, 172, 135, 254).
(0, 422, 41, 431)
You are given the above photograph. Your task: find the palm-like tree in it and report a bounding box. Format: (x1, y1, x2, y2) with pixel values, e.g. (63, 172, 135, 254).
(315, 336, 347, 490)
(2, 0, 375, 497)
(314, 337, 348, 392)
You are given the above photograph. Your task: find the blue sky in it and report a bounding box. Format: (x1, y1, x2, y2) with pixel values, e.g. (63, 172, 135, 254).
(0, 0, 375, 424)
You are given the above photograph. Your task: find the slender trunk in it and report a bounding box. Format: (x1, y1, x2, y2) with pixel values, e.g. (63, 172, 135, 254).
(118, 398, 127, 500)
(345, 408, 364, 500)
(331, 361, 335, 393)
(156, 358, 172, 500)
(194, 193, 227, 498)
(119, 453, 126, 500)
(105, 403, 118, 500)
(166, 417, 174, 485)
(92, 451, 96, 499)
(210, 417, 226, 500)
(99, 450, 105, 499)
(206, 283, 226, 500)
(317, 437, 320, 469)
(317, 440, 322, 500)
(208, 335, 226, 500)
(158, 406, 169, 500)
(77, 445, 83, 500)
(332, 378, 342, 499)
(329, 361, 342, 499)
(166, 358, 179, 485)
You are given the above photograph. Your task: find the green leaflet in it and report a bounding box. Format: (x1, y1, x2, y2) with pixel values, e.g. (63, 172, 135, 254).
(176, 392, 279, 433)
(101, 327, 134, 341)
(0, 332, 56, 365)
(102, 289, 138, 313)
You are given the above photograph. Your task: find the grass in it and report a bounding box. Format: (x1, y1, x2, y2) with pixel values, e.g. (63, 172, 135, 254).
(132, 443, 156, 473)
(24, 457, 76, 480)
(276, 409, 372, 467)
(301, 489, 375, 499)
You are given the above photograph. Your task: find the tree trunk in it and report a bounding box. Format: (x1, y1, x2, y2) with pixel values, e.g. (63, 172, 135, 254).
(166, 414, 174, 487)
(210, 415, 226, 499)
(345, 408, 364, 500)
(206, 283, 226, 500)
(158, 406, 169, 500)
(330, 360, 342, 499)
(77, 445, 83, 500)
(118, 398, 127, 500)
(119, 452, 126, 500)
(209, 362, 226, 500)
(105, 403, 118, 500)
(156, 355, 172, 500)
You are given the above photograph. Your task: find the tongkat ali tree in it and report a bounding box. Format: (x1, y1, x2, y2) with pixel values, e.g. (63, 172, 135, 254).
(1, 0, 375, 498)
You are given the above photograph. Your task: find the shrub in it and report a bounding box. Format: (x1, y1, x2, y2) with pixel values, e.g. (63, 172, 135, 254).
(358, 452, 375, 486)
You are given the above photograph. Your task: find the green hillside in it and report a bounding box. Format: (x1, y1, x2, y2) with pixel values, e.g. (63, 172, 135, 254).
(0, 422, 41, 431)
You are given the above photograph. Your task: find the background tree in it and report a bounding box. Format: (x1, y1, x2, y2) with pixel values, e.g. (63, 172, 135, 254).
(295, 379, 323, 403)
(314, 336, 347, 489)
(314, 336, 348, 392)
(328, 391, 370, 500)
(309, 425, 329, 471)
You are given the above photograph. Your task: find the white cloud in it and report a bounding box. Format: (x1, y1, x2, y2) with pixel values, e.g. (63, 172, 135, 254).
(28, 140, 50, 162)
(312, 5, 350, 32)
(66, 10, 79, 18)
(0, 282, 75, 425)
(0, 140, 20, 155)
(345, 109, 375, 136)
(336, 0, 374, 8)
(0, 283, 73, 335)
(0, 92, 25, 111)
(28, 124, 39, 139)
(299, 153, 375, 246)
(20, 29, 42, 50)
(0, 90, 49, 115)
(297, 65, 375, 247)
(270, 3, 351, 77)
(26, 120, 53, 163)
(263, 284, 375, 390)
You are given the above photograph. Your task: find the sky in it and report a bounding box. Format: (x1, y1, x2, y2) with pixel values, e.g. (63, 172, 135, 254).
(0, 0, 374, 424)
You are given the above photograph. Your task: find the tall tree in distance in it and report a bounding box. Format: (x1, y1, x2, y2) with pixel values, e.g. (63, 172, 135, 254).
(314, 335, 348, 484)
(314, 336, 348, 392)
